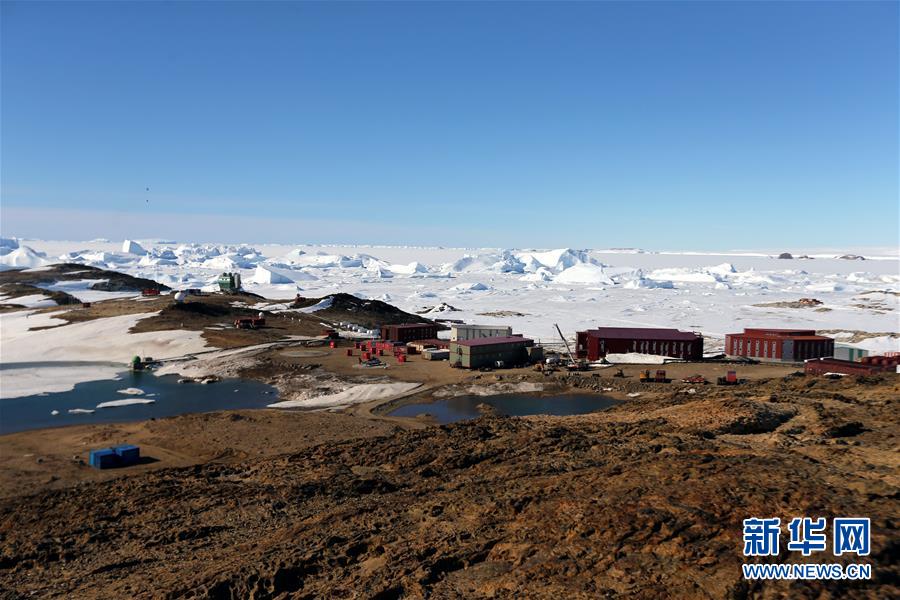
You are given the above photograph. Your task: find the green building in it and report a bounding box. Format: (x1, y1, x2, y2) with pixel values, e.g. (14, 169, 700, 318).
(218, 272, 242, 293)
(449, 336, 534, 369)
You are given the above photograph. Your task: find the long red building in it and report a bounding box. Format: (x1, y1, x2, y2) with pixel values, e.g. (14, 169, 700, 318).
(804, 357, 891, 377)
(725, 328, 833, 362)
(576, 327, 703, 361)
(380, 323, 440, 343)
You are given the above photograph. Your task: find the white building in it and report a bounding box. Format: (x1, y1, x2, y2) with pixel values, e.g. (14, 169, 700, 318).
(450, 324, 513, 342)
(833, 344, 868, 362)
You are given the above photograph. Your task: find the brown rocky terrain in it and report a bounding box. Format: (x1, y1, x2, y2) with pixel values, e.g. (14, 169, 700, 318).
(0, 374, 896, 598)
(0, 263, 170, 295)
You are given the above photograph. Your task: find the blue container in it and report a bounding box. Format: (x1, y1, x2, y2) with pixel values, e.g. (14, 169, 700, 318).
(113, 444, 140, 466)
(89, 448, 118, 469)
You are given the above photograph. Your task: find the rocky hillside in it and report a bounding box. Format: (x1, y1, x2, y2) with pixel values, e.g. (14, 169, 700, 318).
(0, 263, 170, 293)
(0, 375, 896, 598)
(292, 292, 436, 328)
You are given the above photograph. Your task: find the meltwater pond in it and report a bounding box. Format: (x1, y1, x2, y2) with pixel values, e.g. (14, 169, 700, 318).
(387, 393, 619, 425)
(0, 370, 277, 434)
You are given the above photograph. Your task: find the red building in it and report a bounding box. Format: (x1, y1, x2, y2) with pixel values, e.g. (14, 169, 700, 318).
(725, 328, 833, 362)
(575, 327, 703, 361)
(380, 323, 440, 343)
(804, 357, 888, 377)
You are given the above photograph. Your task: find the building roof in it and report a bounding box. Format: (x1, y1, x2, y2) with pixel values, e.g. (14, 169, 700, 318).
(407, 338, 449, 346)
(383, 323, 437, 329)
(730, 329, 830, 341)
(740, 328, 817, 336)
(581, 327, 700, 341)
(806, 357, 857, 365)
(452, 336, 532, 347)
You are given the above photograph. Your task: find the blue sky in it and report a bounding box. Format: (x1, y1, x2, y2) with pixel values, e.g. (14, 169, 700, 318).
(2, 1, 897, 249)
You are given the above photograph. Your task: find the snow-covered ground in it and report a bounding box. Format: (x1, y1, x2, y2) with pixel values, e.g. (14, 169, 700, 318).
(0, 309, 209, 399)
(267, 382, 422, 409)
(1, 237, 898, 398)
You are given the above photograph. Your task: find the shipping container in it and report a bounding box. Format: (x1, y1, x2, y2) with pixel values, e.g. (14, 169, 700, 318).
(89, 448, 118, 469)
(113, 444, 140, 466)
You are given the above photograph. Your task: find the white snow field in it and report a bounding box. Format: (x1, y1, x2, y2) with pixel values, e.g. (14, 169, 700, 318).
(1, 238, 898, 398)
(0, 309, 209, 399)
(267, 382, 422, 409)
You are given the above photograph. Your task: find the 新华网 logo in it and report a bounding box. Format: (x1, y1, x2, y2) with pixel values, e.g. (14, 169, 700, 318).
(741, 517, 872, 580)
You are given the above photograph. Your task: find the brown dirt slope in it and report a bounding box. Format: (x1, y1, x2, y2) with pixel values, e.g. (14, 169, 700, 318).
(0, 410, 399, 499)
(0, 376, 896, 599)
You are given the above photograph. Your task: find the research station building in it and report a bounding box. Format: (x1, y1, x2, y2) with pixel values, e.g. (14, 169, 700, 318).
(380, 323, 441, 344)
(833, 344, 868, 362)
(450, 336, 534, 369)
(805, 355, 899, 376)
(725, 328, 833, 362)
(450, 324, 513, 341)
(576, 327, 703, 361)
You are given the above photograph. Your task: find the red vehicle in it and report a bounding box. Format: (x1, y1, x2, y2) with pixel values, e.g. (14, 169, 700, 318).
(234, 317, 266, 330)
(141, 288, 161, 297)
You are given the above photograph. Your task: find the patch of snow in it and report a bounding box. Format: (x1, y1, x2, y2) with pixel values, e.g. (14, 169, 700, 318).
(298, 296, 334, 313)
(0, 294, 58, 308)
(0, 310, 209, 399)
(117, 387, 145, 396)
(268, 382, 421, 409)
(96, 398, 156, 409)
(605, 353, 671, 364)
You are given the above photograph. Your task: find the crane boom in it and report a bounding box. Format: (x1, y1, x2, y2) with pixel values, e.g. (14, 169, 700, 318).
(554, 323, 578, 366)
